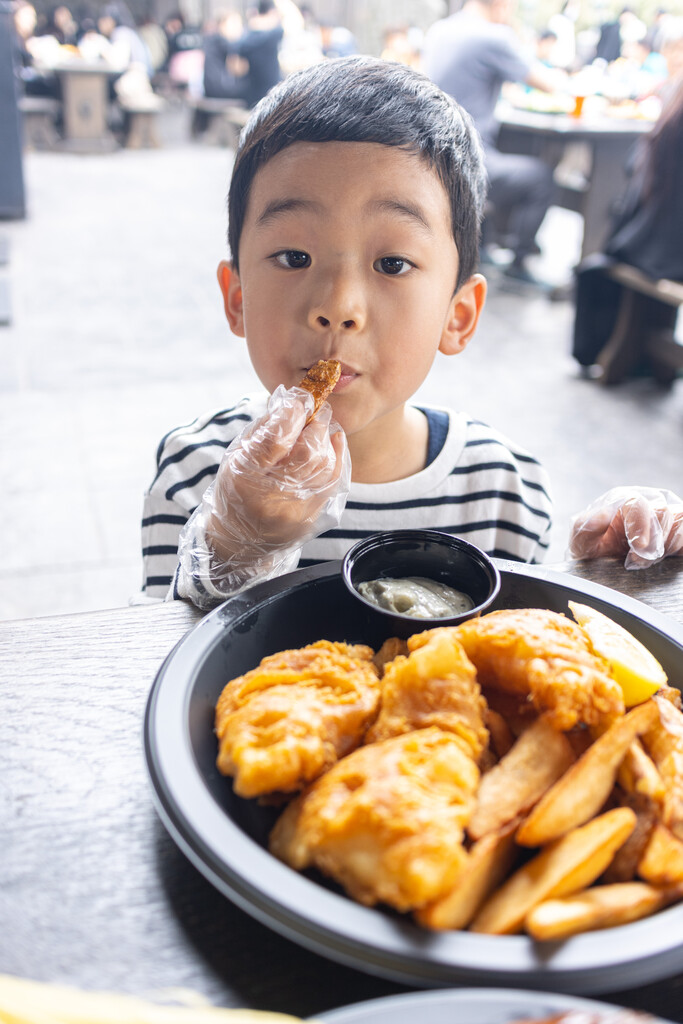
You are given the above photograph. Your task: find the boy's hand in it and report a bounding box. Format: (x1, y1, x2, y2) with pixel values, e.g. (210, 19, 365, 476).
(207, 384, 350, 565)
(568, 487, 683, 569)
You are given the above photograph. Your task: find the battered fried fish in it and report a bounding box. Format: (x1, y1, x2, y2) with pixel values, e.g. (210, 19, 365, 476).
(298, 359, 341, 423)
(453, 608, 624, 731)
(215, 640, 380, 798)
(269, 727, 479, 911)
(364, 627, 489, 760)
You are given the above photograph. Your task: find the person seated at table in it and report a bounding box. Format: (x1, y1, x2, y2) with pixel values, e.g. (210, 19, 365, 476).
(202, 8, 249, 102)
(140, 56, 555, 608)
(421, 0, 569, 288)
(11, 0, 60, 99)
(571, 43, 683, 375)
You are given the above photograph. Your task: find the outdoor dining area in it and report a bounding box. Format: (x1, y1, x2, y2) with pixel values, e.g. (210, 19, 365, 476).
(2, 0, 683, 1022)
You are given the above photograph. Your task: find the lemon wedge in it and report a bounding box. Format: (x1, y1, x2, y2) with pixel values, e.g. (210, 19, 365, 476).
(568, 600, 667, 706)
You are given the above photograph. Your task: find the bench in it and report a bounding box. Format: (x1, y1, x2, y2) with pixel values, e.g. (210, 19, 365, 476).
(118, 96, 166, 149)
(188, 97, 249, 147)
(597, 264, 683, 386)
(18, 96, 61, 151)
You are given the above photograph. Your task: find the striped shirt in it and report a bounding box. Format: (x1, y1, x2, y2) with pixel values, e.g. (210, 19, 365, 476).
(141, 393, 553, 608)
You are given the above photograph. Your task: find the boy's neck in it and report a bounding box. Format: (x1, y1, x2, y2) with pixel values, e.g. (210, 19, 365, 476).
(347, 406, 430, 484)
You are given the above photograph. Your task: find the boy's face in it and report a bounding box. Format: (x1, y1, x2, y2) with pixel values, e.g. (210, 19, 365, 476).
(220, 141, 484, 445)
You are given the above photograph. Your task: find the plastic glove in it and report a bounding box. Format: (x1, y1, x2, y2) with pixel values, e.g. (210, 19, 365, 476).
(176, 384, 350, 607)
(568, 486, 683, 569)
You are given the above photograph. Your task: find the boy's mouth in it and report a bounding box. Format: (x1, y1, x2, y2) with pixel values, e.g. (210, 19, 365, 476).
(304, 363, 357, 390)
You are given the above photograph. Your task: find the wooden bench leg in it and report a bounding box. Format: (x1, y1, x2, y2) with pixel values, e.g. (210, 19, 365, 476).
(125, 111, 161, 149)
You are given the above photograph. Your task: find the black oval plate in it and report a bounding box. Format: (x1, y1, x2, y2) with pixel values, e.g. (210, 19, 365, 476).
(143, 560, 683, 994)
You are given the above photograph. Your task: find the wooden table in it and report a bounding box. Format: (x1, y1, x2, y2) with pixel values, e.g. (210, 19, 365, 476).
(496, 104, 652, 260)
(3, 558, 683, 1019)
(55, 61, 120, 153)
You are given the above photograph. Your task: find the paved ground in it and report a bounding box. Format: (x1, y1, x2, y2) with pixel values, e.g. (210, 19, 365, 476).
(1, 106, 682, 620)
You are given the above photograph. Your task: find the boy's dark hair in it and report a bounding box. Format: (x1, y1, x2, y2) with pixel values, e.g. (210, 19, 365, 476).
(227, 56, 487, 290)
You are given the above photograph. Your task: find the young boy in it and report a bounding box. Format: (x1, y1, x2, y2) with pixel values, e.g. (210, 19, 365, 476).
(141, 56, 553, 609)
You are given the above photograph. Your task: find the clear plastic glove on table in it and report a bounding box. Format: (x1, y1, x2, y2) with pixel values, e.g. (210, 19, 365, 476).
(176, 384, 350, 607)
(568, 486, 683, 569)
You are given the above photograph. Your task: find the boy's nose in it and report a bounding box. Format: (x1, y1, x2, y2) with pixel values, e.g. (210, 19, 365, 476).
(307, 271, 366, 332)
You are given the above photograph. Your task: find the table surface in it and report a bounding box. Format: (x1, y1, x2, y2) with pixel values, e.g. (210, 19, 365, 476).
(496, 101, 654, 138)
(3, 557, 683, 1020)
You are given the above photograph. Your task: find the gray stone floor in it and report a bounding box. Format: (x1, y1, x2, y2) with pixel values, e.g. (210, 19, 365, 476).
(1, 111, 682, 620)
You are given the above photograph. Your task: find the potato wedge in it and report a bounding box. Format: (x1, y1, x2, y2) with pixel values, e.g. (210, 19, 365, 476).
(638, 821, 683, 885)
(468, 714, 575, 840)
(516, 701, 657, 847)
(416, 827, 518, 930)
(525, 881, 682, 941)
(642, 694, 683, 841)
(617, 739, 666, 807)
(471, 807, 636, 935)
(603, 799, 657, 883)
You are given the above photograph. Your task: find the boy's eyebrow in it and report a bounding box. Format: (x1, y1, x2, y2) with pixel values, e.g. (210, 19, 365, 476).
(256, 198, 322, 225)
(370, 199, 433, 232)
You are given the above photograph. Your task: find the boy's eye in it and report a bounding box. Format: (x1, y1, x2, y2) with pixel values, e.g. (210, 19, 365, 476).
(273, 250, 311, 269)
(375, 256, 412, 276)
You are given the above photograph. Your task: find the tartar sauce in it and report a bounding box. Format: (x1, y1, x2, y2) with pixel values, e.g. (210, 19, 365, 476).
(357, 576, 474, 619)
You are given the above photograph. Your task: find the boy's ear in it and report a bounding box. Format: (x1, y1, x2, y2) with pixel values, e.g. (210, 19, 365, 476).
(217, 259, 246, 337)
(439, 273, 487, 356)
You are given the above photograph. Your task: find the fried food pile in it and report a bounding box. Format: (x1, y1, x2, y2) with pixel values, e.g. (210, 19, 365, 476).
(214, 607, 683, 940)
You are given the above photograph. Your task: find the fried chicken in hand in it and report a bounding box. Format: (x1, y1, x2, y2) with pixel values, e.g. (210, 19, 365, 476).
(454, 608, 624, 731)
(270, 727, 479, 911)
(365, 627, 489, 760)
(215, 640, 380, 798)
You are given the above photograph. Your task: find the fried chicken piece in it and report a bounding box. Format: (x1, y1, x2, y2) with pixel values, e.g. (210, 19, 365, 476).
(364, 627, 489, 760)
(453, 608, 624, 731)
(215, 640, 380, 798)
(298, 359, 341, 423)
(269, 727, 479, 911)
(641, 693, 683, 840)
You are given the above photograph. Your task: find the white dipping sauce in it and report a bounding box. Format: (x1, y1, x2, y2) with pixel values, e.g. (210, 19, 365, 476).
(357, 576, 474, 619)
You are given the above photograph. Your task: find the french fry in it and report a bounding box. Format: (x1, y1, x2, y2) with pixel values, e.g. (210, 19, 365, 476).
(525, 882, 683, 941)
(470, 807, 636, 935)
(516, 701, 657, 847)
(468, 715, 575, 840)
(416, 827, 518, 930)
(638, 821, 683, 884)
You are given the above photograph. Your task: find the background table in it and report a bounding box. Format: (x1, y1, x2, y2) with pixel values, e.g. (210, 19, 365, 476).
(3, 558, 683, 1019)
(496, 104, 652, 260)
(56, 61, 119, 153)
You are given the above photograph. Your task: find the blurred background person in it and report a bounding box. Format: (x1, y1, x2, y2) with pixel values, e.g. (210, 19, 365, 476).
(380, 24, 422, 68)
(317, 15, 357, 58)
(36, 4, 77, 46)
(596, 7, 647, 64)
(76, 13, 116, 62)
(11, 0, 60, 97)
(572, 61, 683, 375)
(422, 0, 568, 288)
(547, 0, 581, 71)
(202, 7, 248, 101)
(97, 1, 153, 75)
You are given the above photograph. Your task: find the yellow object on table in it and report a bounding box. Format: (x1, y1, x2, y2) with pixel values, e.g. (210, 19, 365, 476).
(0, 974, 306, 1024)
